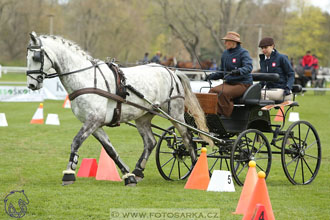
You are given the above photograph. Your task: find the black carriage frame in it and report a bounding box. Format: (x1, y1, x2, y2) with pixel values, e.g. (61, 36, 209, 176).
(153, 73, 321, 186)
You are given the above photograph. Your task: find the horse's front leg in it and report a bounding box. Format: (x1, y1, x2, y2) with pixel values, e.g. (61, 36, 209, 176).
(62, 115, 102, 186)
(92, 128, 137, 186)
(132, 114, 157, 182)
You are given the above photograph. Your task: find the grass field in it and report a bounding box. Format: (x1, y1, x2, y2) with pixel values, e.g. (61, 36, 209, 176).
(1, 74, 330, 219)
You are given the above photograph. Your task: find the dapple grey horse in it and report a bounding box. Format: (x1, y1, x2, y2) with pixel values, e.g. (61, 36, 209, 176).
(26, 32, 209, 186)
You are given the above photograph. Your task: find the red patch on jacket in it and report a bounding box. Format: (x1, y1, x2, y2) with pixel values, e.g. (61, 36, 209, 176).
(232, 58, 237, 63)
(272, 62, 276, 67)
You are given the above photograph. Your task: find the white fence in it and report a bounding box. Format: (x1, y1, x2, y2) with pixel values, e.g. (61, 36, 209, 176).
(0, 65, 27, 77)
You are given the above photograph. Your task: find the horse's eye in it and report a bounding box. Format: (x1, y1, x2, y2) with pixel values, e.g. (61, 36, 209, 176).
(37, 75, 43, 82)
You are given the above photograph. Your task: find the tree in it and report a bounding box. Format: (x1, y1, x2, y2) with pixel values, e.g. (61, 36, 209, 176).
(157, 0, 259, 64)
(283, 6, 327, 64)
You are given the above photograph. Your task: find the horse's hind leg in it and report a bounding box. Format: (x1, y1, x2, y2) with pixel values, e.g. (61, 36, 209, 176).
(62, 116, 102, 186)
(92, 128, 137, 186)
(133, 114, 157, 182)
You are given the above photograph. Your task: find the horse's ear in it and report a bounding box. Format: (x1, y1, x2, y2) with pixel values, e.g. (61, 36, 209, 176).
(30, 31, 38, 44)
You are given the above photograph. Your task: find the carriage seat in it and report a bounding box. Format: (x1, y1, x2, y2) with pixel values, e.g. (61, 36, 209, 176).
(233, 83, 275, 106)
(292, 84, 302, 94)
(233, 73, 280, 106)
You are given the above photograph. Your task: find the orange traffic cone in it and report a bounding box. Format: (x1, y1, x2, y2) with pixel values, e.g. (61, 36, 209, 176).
(274, 106, 284, 122)
(30, 103, 44, 124)
(63, 95, 71, 108)
(243, 171, 275, 220)
(77, 158, 98, 177)
(252, 204, 269, 220)
(233, 160, 258, 215)
(184, 147, 210, 190)
(96, 147, 121, 181)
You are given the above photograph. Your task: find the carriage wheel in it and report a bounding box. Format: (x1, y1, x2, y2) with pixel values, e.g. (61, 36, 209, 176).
(281, 121, 321, 185)
(231, 129, 272, 186)
(155, 126, 194, 181)
(155, 126, 230, 181)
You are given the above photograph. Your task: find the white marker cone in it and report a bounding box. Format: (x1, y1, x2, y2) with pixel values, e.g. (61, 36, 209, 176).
(45, 114, 60, 125)
(207, 170, 235, 192)
(0, 113, 8, 126)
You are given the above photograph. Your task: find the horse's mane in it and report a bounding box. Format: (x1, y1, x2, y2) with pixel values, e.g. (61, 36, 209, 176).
(40, 35, 92, 60)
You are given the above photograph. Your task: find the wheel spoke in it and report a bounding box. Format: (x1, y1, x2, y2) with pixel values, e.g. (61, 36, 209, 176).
(303, 126, 311, 149)
(256, 163, 265, 172)
(209, 158, 219, 171)
(177, 159, 181, 179)
(252, 133, 257, 149)
(225, 158, 230, 170)
(244, 135, 250, 154)
(236, 162, 248, 177)
(254, 141, 266, 154)
(305, 140, 317, 151)
(159, 151, 174, 154)
(292, 156, 300, 180)
(301, 157, 304, 183)
(161, 156, 175, 168)
(304, 153, 320, 160)
(302, 157, 315, 176)
(182, 160, 191, 170)
(168, 158, 177, 178)
(286, 155, 299, 167)
(289, 133, 300, 150)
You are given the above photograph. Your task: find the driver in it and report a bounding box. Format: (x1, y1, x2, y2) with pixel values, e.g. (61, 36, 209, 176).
(205, 31, 253, 117)
(258, 37, 295, 101)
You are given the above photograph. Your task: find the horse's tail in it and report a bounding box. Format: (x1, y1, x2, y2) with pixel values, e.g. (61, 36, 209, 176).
(176, 71, 214, 146)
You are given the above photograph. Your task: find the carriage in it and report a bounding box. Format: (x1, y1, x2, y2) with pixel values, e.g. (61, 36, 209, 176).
(26, 32, 321, 186)
(153, 73, 321, 186)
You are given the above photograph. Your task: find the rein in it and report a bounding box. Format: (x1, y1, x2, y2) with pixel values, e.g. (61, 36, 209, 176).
(68, 87, 166, 119)
(46, 64, 100, 79)
(27, 37, 185, 126)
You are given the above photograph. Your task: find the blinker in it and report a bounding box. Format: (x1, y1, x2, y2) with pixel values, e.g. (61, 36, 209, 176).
(33, 51, 43, 62)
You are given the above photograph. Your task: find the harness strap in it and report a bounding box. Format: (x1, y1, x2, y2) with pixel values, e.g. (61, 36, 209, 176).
(159, 95, 185, 106)
(68, 88, 166, 119)
(107, 63, 128, 126)
(163, 67, 181, 114)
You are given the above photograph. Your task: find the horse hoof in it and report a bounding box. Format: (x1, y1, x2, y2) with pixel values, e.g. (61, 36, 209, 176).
(124, 175, 137, 187)
(132, 169, 144, 182)
(135, 176, 143, 182)
(62, 173, 75, 186)
(62, 181, 75, 186)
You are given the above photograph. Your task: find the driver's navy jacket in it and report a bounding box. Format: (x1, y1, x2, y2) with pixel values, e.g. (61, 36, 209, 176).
(259, 49, 294, 90)
(208, 44, 253, 85)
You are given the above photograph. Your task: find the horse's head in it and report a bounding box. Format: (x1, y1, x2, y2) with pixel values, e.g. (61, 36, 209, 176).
(26, 32, 55, 90)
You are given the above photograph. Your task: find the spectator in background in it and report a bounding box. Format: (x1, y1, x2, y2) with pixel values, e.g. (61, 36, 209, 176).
(150, 51, 162, 64)
(142, 52, 149, 63)
(209, 58, 217, 70)
(302, 51, 313, 69)
(290, 57, 294, 68)
(312, 54, 319, 79)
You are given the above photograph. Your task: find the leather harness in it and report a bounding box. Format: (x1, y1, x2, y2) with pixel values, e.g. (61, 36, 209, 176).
(68, 63, 184, 127)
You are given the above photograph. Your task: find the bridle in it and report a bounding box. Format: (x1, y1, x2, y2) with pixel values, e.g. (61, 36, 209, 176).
(26, 37, 102, 83)
(26, 38, 55, 83)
